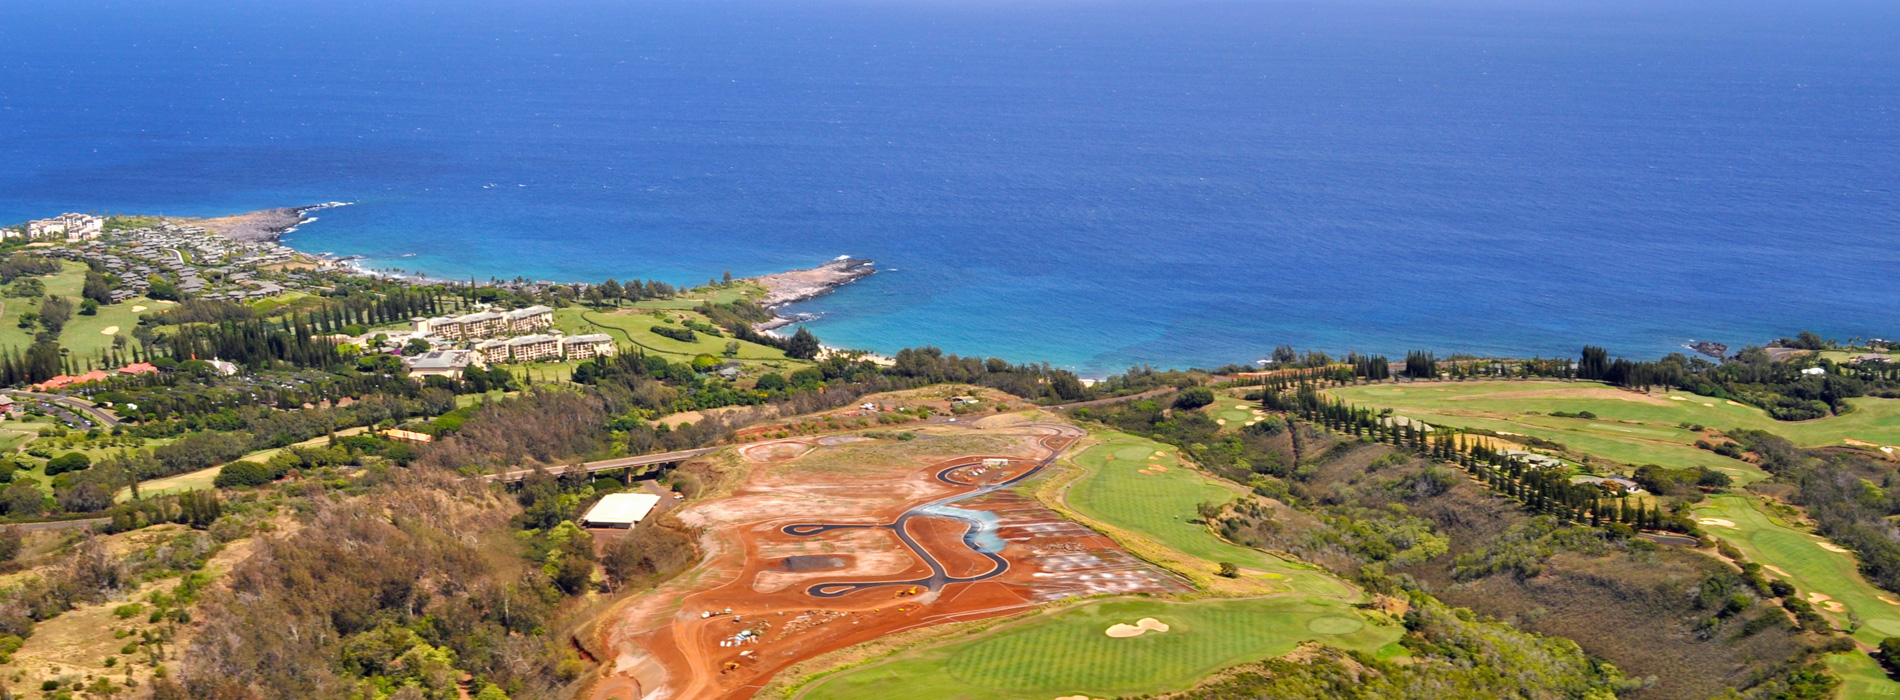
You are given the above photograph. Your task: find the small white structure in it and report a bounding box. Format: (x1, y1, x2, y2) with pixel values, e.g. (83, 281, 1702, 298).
(982, 458, 1009, 469)
(1800, 367, 1826, 375)
(580, 492, 662, 529)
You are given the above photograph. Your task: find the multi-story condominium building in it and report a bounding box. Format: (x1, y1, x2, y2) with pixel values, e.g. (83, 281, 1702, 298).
(458, 311, 507, 339)
(505, 333, 563, 363)
(504, 305, 555, 333)
(417, 307, 541, 342)
(26, 213, 104, 241)
(470, 339, 510, 365)
(562, 333, 617, 361)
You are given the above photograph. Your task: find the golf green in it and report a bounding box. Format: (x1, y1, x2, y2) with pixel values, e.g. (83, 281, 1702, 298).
(800, 597, 1398, 700)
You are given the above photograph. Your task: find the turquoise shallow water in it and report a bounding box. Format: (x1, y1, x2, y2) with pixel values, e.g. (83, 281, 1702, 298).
(2, 0, 1896, 374)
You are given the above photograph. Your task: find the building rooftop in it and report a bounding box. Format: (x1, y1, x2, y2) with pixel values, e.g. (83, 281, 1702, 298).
(408, 350, 475, 370)
(581, 493, 662, 527)
(505, 305, 554, 319)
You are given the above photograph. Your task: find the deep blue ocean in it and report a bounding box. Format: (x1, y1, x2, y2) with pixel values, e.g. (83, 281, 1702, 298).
(2, 0, 1896, 375)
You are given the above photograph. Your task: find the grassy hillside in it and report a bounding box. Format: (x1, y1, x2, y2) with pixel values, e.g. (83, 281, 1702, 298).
(802, 597, 1397, 700)
(1322, 379, 1900, 696)
(0, 261, 161, 358)
(1065, 433, 1343, 595)
(552, 307, 794, 363)
(1333, 380, 1900, 449)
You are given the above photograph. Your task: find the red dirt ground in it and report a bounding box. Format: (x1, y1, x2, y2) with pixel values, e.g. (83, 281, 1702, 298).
(584, 424, 1187, 700)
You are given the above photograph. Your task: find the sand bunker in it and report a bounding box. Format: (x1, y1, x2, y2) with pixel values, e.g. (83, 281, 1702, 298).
(1215, 419, 1227, 425)
(1697, 518, 1736, 528)
(1880, 596, 1900, 606)
(99, 326, 118, 335)
(1149, 464, 1167, 472)
(1105, 617, 1170, 638)
(130, 305, 147, 312)
(1670, 396, 1687, 401)
(1703, 403, 1715, 407)
(1137, 470, 1154, 475)
(1807, 592, 1847, 612)
(1818, 541, 1851, 553)
(1726, 400, 1745, 406)
(1765, 564, 1791, 577)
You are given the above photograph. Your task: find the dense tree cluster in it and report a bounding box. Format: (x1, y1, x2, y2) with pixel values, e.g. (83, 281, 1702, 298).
(178, 480, 582, 700)
(887, 347, 1089, 402)
(0, 254, 59, 283)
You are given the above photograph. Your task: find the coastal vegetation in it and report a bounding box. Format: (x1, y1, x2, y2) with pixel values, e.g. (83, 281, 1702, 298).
(0, 211, 1891, 699)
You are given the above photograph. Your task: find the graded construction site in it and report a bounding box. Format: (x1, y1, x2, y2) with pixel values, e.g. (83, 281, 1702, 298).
(586, 417, 1192, 700)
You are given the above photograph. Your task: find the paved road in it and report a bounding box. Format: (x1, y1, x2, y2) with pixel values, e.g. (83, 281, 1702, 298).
(781, 426, 1083, 598)
(480, 446, 723, 483)
(8, 390, 121, 427)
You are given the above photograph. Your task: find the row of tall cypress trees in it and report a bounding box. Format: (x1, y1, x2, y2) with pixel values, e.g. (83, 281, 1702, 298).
(1264, 381, 1688, 533)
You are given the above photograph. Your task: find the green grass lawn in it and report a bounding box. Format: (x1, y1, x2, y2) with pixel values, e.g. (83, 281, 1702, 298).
(1069, 433, 1309, 576)
(60, 295, 156, 358)
(552, 307, 793, 362)
(1327, 381, 1827, 482)
(120, 465, 220, 501)
(1695, 494, 1900, 697)
(0, 262, 90, 352)
(248, 290, 316, 315)
(1332, 380, 1900, 449)
(1064, 431, 1359, 599)
(1826, 652, 1900, 700)
(1695, 495, 1900, 646)
(0, 262, 163, 358)
(801, 597, 1400, 700)
(1204, 397, 1262, 430)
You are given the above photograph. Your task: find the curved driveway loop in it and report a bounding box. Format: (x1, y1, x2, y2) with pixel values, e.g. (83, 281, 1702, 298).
(782, 429, 1080, 598)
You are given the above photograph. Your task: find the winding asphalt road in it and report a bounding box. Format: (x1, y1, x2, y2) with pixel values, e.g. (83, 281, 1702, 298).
(780, 427, 1081, 598)
(7, 390, 121, 427)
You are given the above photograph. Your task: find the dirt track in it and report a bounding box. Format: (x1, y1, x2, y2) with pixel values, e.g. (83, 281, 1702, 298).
(586, 423, 1186, 700)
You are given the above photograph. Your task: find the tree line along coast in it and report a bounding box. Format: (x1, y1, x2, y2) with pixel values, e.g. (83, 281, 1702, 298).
(0, 210, 1896, 699)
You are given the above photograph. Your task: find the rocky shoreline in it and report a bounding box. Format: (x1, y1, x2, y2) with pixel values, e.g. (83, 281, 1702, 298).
(196, 202, 351, 243)
(193, 206, 876, 321)
(749, 257, 875, 331)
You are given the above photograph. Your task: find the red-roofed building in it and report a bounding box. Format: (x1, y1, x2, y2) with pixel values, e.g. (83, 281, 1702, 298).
(30, 370, 112, 391)
(117, 363, 159, 375)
